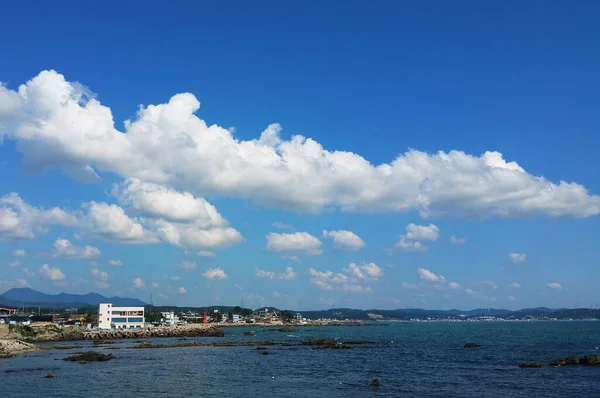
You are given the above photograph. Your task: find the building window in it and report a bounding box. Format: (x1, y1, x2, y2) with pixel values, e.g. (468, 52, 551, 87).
(127, 317, 144, 323)
(112, 317, 127, 323)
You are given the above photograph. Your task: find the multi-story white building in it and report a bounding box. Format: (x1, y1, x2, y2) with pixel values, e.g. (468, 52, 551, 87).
(161, 311, 179, 326)
(98, 303, 145, 330)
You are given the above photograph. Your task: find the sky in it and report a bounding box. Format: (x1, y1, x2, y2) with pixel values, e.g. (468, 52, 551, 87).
(1, 1, 599, 310)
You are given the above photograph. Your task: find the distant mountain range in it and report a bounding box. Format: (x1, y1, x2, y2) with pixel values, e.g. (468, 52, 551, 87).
(0, 289, 597, 320)
(0, 288, 146, 309)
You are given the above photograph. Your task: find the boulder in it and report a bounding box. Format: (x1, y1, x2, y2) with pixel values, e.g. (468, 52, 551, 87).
(261, 351, 270, 355)
(565, 357, 580, 365)
(243, 331, 256, 336)
(464, 343, 480, 348)
(550, 359, 566, 367)
(278, 327, 297, 332)
(44, 373, 54, 378)
(63, 351, 114, 362)
(61, 330, 85, 341)
(519, 362, 542, 368)
(371, 379, 380, 387)
(580, 355, 600, 365)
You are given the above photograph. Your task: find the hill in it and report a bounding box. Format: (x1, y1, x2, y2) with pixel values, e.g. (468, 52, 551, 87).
(0, 288, 146, 309)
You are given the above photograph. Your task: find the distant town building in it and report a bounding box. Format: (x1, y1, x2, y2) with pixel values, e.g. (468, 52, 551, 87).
(161, 311, 179, 325)
(231, 314, 243, 323)
(98, 303, 145, 329)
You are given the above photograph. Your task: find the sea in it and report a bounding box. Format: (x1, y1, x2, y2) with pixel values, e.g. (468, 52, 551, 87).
(1, 321, 599, 397)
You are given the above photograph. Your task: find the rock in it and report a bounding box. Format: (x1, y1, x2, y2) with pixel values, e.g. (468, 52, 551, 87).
(278, 327, 297, 332)
(243, 331, 255, 336)
(44, 374, 54, 378)
(519, 362, 542, 368)
(79, 360, 87, 364)
(464, 343, 480, 348)
(371, 378, 380, 387)
(61, 330, 85, 341)
(256, 347, 268, 350)
(565, 357, 580, 365)
(63, 351, 114, 362)
(550, 359, 567, 367)
(580, 354, 600, 365)
(261, 351, 269, 355)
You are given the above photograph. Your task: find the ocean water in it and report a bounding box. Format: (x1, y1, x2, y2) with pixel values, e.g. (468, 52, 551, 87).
(1, 321, 599, 397)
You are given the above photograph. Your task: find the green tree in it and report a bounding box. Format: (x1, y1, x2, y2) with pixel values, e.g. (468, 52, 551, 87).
(233, 306, 241, 314)
(241, 308, 253, 317)
(210, 312, 223, 323)
(280, 310, 293, 322)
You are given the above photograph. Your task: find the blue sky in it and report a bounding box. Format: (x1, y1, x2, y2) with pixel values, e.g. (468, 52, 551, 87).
(1, 1, 599, 310)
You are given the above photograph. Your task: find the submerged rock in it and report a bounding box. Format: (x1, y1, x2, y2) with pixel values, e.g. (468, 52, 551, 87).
(371, 378, 380, 387)
(44, 374, 54, 378)
(63, 351, 114, 362)
(278, 327, 297, 332)
(580, 354, 600, 365)
(519, 362, 542, 368)
(464, 343, 480, 348)
(243, 331, 255, 336)
(261, 351, 270, 355)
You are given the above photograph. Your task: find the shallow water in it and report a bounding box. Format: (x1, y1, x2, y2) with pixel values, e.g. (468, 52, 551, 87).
(1, 321, 599, 397)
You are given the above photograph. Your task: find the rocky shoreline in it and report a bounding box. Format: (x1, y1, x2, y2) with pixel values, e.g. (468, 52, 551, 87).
(0, 324, 224, 343)
(0, 340, 40, 358)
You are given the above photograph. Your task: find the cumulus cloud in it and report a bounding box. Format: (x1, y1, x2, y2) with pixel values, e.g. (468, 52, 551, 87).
(3, 71, 597, 218)
(178, 287, 187, 294)
(132, 277, 145, 288)
(52, 238, 101, 260)
(202, 267, 228, 280)
(283, 255, 301, 263)
(113, 178, 226, 227)
(547, 282, 562, 290)
(178, 261, 197, 271)
(152, 282, 159, 288)
(198, 251, 216, 257)
(40, 264, 65, 281)
(401, 282, 421, 289)
(448, 282, 462, 289)
(322, 229, 366, 251)
(396, 223, 439, 252)
(308, 267, 373, 293)
(108, 259, 123, 266)
(508, 282, 521, 288)
(450, 235, 467, 245)
(509, 252, 526, 264)
(417, 268, 445, 282)
(266, 232, 322, 255)
(0, 192, 77, 240)
(154, 219, 243, 250)
(344, 263, 383, 280)
(475, 280, 498, 290)
(78, 202, 157, 244)
(8, 260, 20, 267)
(13, 249, 26, 257)
(508, 296, 517, 302)
(272, 290, 281, 297)
(255, 266, 297, 280)
(90, 268, 109, 288)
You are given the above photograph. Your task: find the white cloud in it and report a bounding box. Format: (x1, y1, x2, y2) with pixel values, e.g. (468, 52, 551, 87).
(266, 232, 322, 255)
(90, 268, 109, 288)
(272, 221, 294, 230)
(401, 282, 421, 289)
(509, 252, 526, 264)
(0, 192, 77, 240)
(79, 202, 157, 244)
(255, 266, 297, 280)
(417, 268, 445, 282)
(108, 259, 123, 266)
(508, 296, 517, 303)
(508, 282, 521, 288)
(547, 282, 562, 290)
(178, 287, 187, 294)
(40, 264, 65, 281)
(132, 277, 145, 288)
(178, 260, 197, 271)
(113, 178, 226, 227)
(1, 71, 599, 218)
(158, 293, 168, 299)
(450, 235, 467, 245)
(475, 280, 498, 290)
(170, 275, 181, 281)
(322, 229, 366, 251)
(154, 219, 243, 250)
(15, 279, 29, 288)
(21, 268, 34, 276)
(152, 282, 159, 288)
(272, 290, 281, 297)
(465, 289, 491, 300)
(283, 255, 301, 263)
(344, 262, 383, 280)
(89, 261, 99, 267)
(448, 282, 462, 289)
(202, 267, 228, 280)
(8, 260, 20, 267)
(52, 238, 101, 260)
(198, 251, 216, 257)
(308, 267, 372, 293)
(13, 249, 26, 257)
(396, 223, 439, 252)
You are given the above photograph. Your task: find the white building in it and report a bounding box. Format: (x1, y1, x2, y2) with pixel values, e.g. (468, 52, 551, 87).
(98, 303, 145, 330)
(232, 314, 243, 323)
(161, 311, 179, 326)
